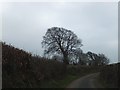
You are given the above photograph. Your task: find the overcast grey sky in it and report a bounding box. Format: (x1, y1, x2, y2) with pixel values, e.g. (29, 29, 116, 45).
(2, 2, 118, 63)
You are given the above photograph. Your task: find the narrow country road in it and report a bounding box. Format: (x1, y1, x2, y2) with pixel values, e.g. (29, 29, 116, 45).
(66, 73, 104, 88)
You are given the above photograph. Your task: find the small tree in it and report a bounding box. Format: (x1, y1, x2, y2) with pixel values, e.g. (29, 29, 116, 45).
(42, 27, 83, 64)
(98, 53, 109, 65)
(71, 48, 83, 64)
(87, 52, 109, 66)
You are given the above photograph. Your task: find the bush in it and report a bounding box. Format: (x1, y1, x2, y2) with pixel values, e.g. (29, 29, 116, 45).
(31, 57, 66, 80)
(99, 63, 119, 88)
(66, 64, 100, 76)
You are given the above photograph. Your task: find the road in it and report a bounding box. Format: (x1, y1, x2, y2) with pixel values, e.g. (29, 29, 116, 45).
(66, 73, 104, 88)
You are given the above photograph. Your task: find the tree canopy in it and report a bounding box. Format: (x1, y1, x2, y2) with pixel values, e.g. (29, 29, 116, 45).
(42, 27, 83, 64)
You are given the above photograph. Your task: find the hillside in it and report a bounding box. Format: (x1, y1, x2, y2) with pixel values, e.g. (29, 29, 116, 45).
(2, 42, 66, 88)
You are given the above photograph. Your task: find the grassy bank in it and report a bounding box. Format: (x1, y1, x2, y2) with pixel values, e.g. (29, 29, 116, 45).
(40, 73, 94, 88)
(40, 74, 79, 88)
(39, 65, 100, 88)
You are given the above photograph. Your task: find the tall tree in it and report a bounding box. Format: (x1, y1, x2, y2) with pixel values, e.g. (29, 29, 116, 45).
(42, 27, 83, 64)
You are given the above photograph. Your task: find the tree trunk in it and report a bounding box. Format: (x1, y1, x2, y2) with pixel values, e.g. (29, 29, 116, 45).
(63, 53, 69, 64)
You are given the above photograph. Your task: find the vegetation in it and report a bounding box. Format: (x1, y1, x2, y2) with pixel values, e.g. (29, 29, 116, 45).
(2, 27, 113, 88)
(2, 42, 101, 88)
(40, 65, 100, 88)
(2, 42, 66, 88)
(42, 27, 83, 64)
(42, 27, 109, 66)
(99, 63, 119, 88)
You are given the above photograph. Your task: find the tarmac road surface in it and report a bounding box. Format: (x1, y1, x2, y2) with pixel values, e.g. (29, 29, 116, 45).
(66, 73, 104, 88)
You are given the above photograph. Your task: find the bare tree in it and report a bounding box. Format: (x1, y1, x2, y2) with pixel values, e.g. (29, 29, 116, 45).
(98, 53, 109, 65)
(87, 52, 109, 66)
(42, 27, 83, 64)
(70, 48, 83, 64)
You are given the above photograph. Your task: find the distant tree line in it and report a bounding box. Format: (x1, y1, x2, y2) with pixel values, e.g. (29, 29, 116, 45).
(51, 51, 109, 66)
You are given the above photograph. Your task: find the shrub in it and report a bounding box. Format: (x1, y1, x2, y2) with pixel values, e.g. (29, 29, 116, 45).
(99, 63, 119, 88)
(2, 42, 66, 88)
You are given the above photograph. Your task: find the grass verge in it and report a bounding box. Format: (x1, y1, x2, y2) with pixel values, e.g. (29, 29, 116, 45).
(40, 72, 97, 88)
(40, 74, 80, 88)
